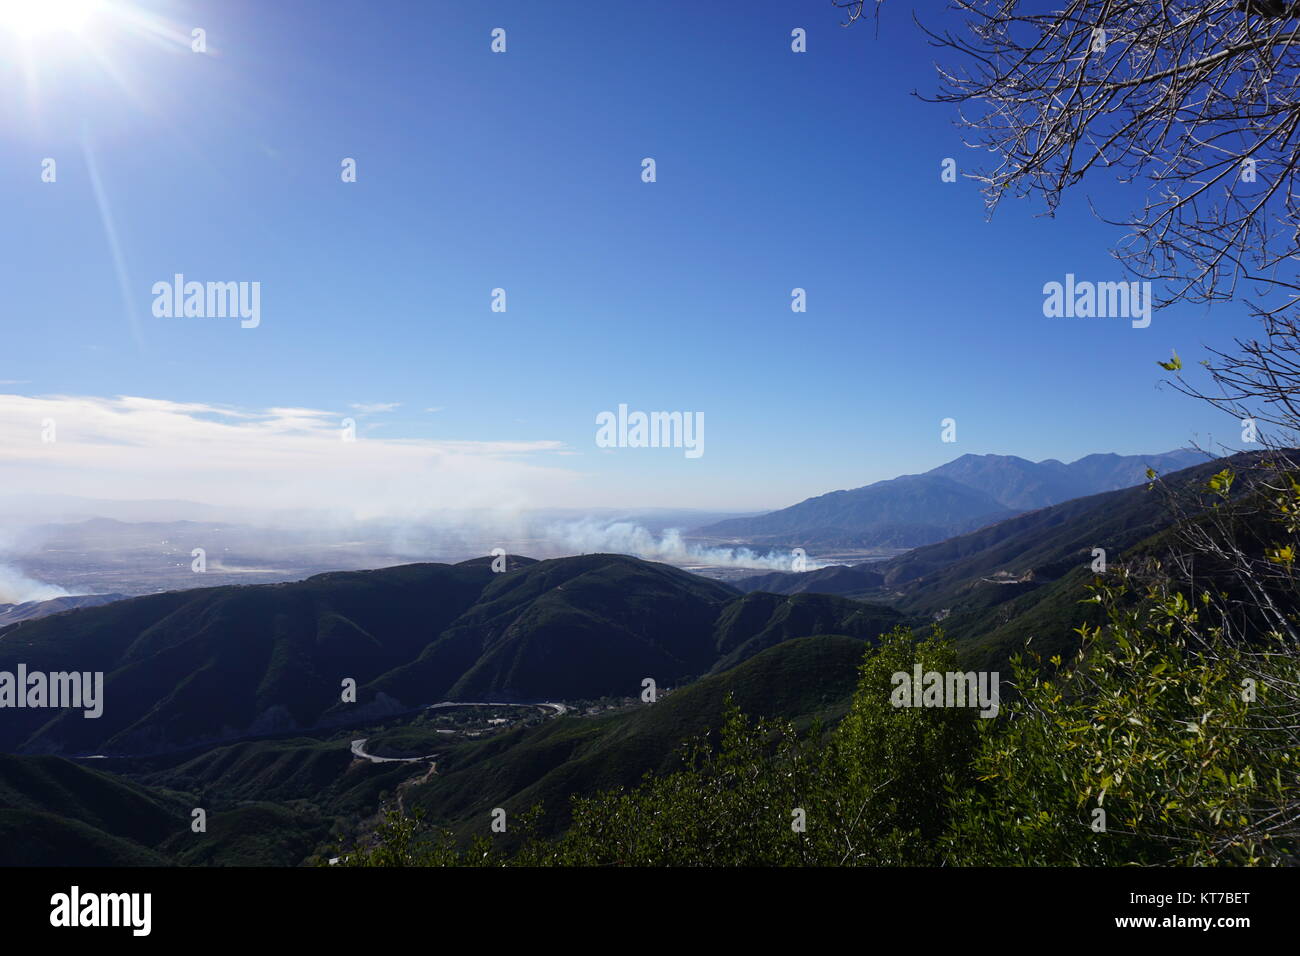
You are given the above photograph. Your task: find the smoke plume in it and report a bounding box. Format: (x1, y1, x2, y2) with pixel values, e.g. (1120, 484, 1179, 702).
(0, 564, 72, 605)
(546, 520, 825, 572)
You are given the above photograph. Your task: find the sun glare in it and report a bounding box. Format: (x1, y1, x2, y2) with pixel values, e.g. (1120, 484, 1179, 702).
(3, 0, 198, 130)
(0, 0, 102, 36)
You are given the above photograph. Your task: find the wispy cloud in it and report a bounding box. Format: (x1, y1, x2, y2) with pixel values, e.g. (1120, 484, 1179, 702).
(350, 402, 402, 414)
(0, 394, 577, 519)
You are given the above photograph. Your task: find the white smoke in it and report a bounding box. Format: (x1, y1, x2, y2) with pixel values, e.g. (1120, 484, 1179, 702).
(0, 564, 71, 605)
(546, 520, 826, 572)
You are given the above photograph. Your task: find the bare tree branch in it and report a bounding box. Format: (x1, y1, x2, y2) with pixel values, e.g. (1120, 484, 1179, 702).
(886, 0, 1300, 320)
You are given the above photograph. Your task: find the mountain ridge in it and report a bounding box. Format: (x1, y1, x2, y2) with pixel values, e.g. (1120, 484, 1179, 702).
(697, 449, 1206, 548)
(0, 553, 904, 757)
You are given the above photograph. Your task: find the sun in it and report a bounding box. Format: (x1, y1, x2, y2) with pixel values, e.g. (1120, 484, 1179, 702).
(3, 0, 196, 129)
(0, 0, 103, 36)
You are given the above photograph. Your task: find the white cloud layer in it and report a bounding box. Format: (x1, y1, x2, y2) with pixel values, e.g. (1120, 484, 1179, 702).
(0, 393, 579, 519)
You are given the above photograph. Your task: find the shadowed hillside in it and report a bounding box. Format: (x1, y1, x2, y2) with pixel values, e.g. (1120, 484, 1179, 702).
(404, 634, 878, 840)
(0, 554, 903, 756)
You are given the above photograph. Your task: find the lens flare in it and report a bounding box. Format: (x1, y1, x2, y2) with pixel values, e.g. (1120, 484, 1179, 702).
(0, 0, 102, 35)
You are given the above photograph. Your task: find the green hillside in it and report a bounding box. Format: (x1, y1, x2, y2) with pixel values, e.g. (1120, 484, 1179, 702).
(0, 552, 908, 757)
(0, 810, 172, 867)
(160, 803, 333, 867)
(708, 592, 904, 672)
(362, 554, 738, 705)
(0, 753, 189, 866)
(404, 634, 875, 840)
(0, 753, 188, 845)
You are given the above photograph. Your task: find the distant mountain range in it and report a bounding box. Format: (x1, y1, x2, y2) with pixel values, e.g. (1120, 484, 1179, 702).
(733, 451, 1276, 667)
(697, 449, 1207, 549)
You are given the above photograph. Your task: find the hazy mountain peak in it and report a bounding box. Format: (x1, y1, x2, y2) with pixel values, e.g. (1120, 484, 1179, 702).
(697, 448, 1212, 550)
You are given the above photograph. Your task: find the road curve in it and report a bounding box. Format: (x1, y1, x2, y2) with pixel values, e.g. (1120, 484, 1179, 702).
(425, 700, 569, 715)
(351, 703, 567, 763)
(350, 738, 439, 763)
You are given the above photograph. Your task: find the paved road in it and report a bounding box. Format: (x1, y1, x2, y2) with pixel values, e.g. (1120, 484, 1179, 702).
(350, 738, 439, 763)
(351, 702, 568, 763)
(425, 700, 569, 715)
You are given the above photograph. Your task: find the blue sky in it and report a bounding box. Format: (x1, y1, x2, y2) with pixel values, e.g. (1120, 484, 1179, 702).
(0, 0, 1261, 513)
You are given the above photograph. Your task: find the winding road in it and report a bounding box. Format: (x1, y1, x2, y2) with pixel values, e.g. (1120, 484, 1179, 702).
(425, 700, 569, 715)
(350, 738, 440, 763)
(350, 701, 569, 763)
